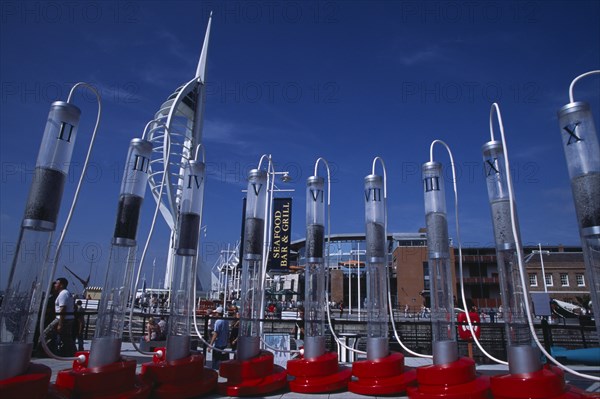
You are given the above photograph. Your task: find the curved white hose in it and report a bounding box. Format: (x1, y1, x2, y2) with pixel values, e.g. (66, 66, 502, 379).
(492, 103, 600, 381)
(39, 82, 101, 363)
(568, 70, 600, 103)
(325, 291, 366, 355)
(430, 139, 508, 365)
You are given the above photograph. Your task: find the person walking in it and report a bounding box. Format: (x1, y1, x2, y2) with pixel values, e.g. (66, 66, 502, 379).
(209, 306, 229, 370)
(73, 300, 85, 351)
(229, 310, 240, 351)
(47, 277, 76, 356)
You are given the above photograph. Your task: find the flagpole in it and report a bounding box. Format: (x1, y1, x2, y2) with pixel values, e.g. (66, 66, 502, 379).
(151, 258, 156, 290)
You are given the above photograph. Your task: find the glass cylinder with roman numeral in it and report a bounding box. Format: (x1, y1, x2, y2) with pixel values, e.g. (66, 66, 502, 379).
(482, 140, 541, 375)
(304, 176, 326, 359)
(422, 161, 457, 365)
(89, 138, 152, 368)
(166, 160, 206, 362)
(364, 174, 388, 360)
(238, 169, 268, 360)
(0, 101, 81, 380)
(558, 102, 600, 335)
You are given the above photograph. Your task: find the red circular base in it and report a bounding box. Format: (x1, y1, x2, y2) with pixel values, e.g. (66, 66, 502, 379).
(54, 352, 150, 399)
(0, 362, 51, 399)
(348, 352, 417, 395)
(218, 351, 288, 396)
(151, 369, 218, 399)
(141, 352, 217, 398)
(416, 357, 477, 386)
(287, 352, 352, 393)
(407, 376, 490, 399)
(491, 365, 597, 399)
(407, 357, 490, 399)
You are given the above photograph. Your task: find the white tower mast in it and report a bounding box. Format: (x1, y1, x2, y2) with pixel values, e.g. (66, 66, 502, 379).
(146, 14, 212, 291)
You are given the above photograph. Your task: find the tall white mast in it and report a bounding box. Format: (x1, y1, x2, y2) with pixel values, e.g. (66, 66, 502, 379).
(146, 13, 212, 291)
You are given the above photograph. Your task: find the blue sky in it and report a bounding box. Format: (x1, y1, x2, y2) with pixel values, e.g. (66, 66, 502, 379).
(1, 1, 599, 291)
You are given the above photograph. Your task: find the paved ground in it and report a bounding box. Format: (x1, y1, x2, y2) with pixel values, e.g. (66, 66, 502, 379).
(31, 341, 599, 399)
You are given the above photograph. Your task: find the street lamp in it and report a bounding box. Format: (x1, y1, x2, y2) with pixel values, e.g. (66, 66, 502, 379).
(534, 243, 551, 293)
(524, 244, 551, 293)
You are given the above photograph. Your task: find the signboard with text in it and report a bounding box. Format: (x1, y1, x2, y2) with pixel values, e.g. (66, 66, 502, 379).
(269, 198, 292, 272)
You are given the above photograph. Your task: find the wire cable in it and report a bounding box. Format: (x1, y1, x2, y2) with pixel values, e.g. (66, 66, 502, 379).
(39, 82, 102, 363)
(430, 139, 508, 365)
(568, 70, 600, 103)
(491, 103, 600, 381)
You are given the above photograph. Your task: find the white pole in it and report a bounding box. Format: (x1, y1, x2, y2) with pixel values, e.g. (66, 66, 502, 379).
(349, 249, 352, 316)
(223, 245, 230, 310)
(357, 244, 361, 321)
(151, 258, 156, 290)
(539, 243, 548, 293)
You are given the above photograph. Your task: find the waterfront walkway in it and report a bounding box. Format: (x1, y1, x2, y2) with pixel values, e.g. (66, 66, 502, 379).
(32, 342, 600, 398)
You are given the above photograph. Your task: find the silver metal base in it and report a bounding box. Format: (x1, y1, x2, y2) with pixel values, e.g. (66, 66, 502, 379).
(237, 336, 260, 361)
(366, 337, 388, 361)
(432, 340, 458, 365)
(88, 337, 122, 368)
(0, 342, 33, 380)
(166, 335, 190, 362)
(508, 345, 542, 374)
(22, 219, 54, 231)
(303, 336, 325, 360)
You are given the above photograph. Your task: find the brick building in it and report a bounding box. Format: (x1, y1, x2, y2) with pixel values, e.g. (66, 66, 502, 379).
(290, 233, 589, 311)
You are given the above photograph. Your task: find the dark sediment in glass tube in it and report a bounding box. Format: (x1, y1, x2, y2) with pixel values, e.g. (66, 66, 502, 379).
(571, 172, 600, 229)
(491, 200, 514, 245)
(426, 212, 449, 255)
(113, 195, 143, 243)
(24, 167, 66, 227)
(306, 224, 324, 258)
(244, 217, 264, 256)
(366, 222, 385, 258)
(177, 212, 200, 254)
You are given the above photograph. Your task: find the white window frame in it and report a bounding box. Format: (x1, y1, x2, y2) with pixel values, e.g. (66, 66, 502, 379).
(560, 273, 569, 287)
(576, 274, 585, 287)
(529, 273, 538, 287)
(545, 274, 553, 287)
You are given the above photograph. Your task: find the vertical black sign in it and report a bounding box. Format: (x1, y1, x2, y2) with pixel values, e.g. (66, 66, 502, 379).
(269, 198, 292, 272)
(238, 198, 247, 268)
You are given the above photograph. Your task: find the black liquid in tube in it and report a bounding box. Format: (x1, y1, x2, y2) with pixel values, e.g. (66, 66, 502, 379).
(24, 167, 66, 227)
(426, 212, 449, 255)
(244, 217, 264, 256)
(177, 212, 200, 253)
(571, 172, 600, 229)
(306, 224, 324, 259)
(113, 195, 143, 242)
(366, 222, 385, 258)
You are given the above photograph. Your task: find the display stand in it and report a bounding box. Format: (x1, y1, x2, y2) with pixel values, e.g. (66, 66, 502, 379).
(140, 347, 217, 399)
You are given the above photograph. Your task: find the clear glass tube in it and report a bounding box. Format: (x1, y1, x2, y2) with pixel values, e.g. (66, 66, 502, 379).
(304, 176, 326, 359)
(558, 102, 600, 335)
(422, 161, 456, 365)
(167, 160, 205, 361)
(483, 141, 539, 373)
(238, 169, 267, 360)
(364, 174, 388, 360)
(89, 139, 152, 367)
(0, 101, 81, 380)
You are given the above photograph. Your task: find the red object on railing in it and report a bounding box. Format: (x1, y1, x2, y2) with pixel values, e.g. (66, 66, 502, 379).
(457, 312, 481, 341)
